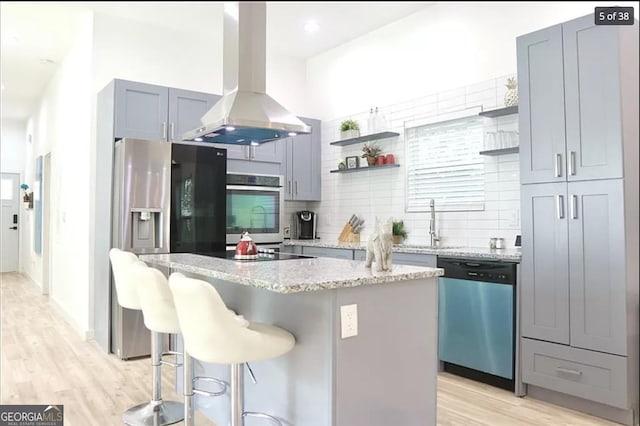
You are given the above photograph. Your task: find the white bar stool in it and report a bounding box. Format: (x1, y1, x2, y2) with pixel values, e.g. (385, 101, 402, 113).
(169, 273, 296, 426)
(109, 248, 183, 426)
(133, 263, 228, 426)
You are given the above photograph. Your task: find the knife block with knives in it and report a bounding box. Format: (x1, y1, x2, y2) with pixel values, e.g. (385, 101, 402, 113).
(338, 214, 364, 243)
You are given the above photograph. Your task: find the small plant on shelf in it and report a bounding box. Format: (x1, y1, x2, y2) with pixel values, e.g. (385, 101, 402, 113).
(392, 220, 408, 244)
(339, 119, 360, 140)
(361, 142, 382, 166)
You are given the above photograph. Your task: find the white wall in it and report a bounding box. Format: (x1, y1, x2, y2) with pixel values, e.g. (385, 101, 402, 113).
(306, 2, 624, 119)
(24, 10, 94, 336)
(1, 119, 26, 173)
(306, 2, 617, 248)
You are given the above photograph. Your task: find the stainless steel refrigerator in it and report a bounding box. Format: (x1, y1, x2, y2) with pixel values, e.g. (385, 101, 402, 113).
(111, 138, 227, 360)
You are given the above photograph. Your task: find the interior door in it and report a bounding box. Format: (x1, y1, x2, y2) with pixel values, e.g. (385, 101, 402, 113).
(1, 173, 20, 272)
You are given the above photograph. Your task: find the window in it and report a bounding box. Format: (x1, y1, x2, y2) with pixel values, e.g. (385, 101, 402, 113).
(1, 179, 13, 201)
(405, 112, 485, 212)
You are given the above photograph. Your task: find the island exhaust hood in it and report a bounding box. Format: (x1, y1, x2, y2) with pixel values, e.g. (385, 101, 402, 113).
(182, 2, 311, 145)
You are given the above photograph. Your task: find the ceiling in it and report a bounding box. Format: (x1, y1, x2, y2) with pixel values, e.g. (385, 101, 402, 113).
(0, 1, 431, 121)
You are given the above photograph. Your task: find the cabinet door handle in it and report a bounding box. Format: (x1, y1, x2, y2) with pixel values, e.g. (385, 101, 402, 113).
(556, 366, 582, 377)
(162, 122, 168, 141)
(287, 180, 291, 195)
(295, 180, 298, 195)
(170, 122, 175, 142)
(556, 195, 564, 219)
(244, 146, 250, 159)
(569, 151, 576, 176)
(555, 153, 563, 177)
(571, 195, 578, 219)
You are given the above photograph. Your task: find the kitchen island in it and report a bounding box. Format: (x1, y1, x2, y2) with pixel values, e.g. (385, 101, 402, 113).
(140, 253, 443, 426)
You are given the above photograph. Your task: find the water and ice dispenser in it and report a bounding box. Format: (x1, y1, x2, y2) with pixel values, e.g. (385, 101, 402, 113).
(130, 208, 164, 250)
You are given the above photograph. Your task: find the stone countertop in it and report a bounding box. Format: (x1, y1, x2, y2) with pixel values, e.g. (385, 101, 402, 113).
(283, 240, 521, 262)
(139, 253, 443, 294)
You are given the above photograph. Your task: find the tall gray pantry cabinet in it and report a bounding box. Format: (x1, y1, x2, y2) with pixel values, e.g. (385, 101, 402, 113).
(517, 13, 638, 425)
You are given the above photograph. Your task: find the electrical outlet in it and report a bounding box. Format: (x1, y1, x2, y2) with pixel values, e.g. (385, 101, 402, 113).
(340, 304, 358, 339)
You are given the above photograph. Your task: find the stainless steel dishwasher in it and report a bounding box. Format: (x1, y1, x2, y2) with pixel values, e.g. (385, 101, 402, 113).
(437, 257, 517, 391)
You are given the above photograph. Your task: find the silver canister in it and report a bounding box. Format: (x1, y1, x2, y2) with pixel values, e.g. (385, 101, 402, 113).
(489, 238, 497, 249)
(495, 238, 505, 249)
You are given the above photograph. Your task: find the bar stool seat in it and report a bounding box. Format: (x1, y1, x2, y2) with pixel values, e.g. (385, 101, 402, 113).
(109, 248, 183, 426)
(169, 273, 295, 426)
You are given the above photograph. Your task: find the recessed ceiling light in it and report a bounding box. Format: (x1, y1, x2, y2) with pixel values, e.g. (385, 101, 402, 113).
(304, 20, 319, 33)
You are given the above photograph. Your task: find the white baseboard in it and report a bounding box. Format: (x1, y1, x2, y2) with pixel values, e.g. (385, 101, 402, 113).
(49, 295, 92, 342)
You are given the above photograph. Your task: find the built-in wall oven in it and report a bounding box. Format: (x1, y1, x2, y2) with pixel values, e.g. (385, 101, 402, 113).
(226, 173, 284, 245)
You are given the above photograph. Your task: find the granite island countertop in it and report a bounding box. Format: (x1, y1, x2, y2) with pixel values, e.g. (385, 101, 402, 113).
(140, 253, 443, 294)
(283, 240, 521, 262)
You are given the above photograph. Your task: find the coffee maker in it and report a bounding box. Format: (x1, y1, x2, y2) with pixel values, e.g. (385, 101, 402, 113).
(294, 211, 317, 240)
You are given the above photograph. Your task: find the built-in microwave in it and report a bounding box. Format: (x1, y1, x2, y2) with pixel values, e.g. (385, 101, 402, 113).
(226, 173, 284, 245)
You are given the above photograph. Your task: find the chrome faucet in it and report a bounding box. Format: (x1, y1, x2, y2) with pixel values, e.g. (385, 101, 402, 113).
(429, 199, 439, 248)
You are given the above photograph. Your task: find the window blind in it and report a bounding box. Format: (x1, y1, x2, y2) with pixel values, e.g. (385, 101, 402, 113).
(405, 116, 485, 212)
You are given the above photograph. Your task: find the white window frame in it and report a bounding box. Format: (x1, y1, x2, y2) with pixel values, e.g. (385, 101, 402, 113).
(405, 107, 485, 212)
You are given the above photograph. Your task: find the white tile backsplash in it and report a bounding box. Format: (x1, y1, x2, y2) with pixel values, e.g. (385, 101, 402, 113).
(313, 75, 521, 249)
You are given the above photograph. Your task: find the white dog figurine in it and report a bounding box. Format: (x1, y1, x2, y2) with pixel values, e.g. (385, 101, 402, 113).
(365, 218, 393, 272)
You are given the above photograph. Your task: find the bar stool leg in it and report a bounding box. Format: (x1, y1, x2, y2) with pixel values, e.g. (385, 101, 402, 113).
(122, 331, 183, 426)
(230, 363, 244, 426)
(183, 347, 195, 426)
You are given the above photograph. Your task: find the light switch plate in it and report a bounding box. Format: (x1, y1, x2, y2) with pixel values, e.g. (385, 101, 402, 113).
(340, 304, 358, 339)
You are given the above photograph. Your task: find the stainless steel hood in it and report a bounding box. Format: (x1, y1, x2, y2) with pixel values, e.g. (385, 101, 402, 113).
(182, 2, 311, 145)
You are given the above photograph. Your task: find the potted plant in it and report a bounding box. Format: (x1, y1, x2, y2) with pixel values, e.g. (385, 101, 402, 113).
(361, 142, 382, 166)
(392, 220, 408, 245)
(340, 119, 360, 140)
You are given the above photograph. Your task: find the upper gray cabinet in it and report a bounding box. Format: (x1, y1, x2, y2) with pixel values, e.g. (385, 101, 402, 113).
(114, 80, 168, 140)
(168, 88, 220, 142)
(518, 17, 627, 184)
(114, 80, 219, 142)
(517, 24, 566, 184)
(284, 117, 321, 201)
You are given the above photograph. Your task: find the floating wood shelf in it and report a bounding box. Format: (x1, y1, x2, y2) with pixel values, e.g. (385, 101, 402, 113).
(329, 131, 400, 147)
(479, 146, 519, 156)
(330, 164, 400, 173)
(478, 106, 518, 118)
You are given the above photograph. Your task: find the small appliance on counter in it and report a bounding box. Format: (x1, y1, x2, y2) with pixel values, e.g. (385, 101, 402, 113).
(293, 211, 317, 240)
(234, 232, 259, 260)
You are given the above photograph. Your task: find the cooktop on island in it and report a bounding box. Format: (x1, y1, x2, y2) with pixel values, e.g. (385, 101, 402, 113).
(196, 250, 314, 262)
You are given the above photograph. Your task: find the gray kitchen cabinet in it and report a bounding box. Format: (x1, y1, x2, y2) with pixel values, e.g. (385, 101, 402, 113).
(563, 15, 623, 181)
(393, 252, 436, 267)
(518, 13, 638, 423)
(520, 183, 570, 344)
(283, 117, 321, 201)
(517, 24, 566, 185)
(168, 88, 220, 142)
(568, 180, 626, 356)
(301, 246, 353, 260)
(114, 80, 168, 140)
(518, 16, 628, 184)
(113, 79, 219, 142)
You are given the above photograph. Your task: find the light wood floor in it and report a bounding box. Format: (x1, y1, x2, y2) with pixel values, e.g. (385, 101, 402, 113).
(1, 272, 618, 425)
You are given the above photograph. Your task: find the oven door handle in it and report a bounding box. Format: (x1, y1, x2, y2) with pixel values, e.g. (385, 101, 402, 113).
(227, 185, 283, 192)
